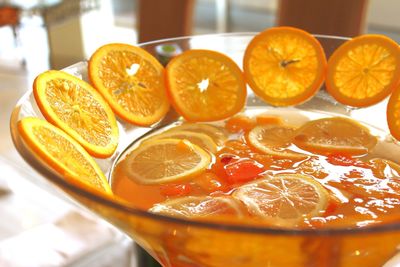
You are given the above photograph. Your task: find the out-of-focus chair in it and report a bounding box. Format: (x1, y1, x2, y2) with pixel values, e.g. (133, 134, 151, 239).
(0, 4, 23, 65)
(276, 0, 369, 37)
(137, 0, 195, 43)
(0, 5, 20, 43)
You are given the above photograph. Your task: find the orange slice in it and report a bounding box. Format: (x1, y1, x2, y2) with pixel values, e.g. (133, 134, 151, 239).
(122, 139, 211, 185)
(326, 34, 400, 107)
(243, 26, 327, 106)
(387, 85, 400, 141)
(293, 117, 377, 155)
(88, 43, 170, 126)
(147, 130, 217, 153)
(149, 196, 243, 218)
(166, 123, 228, 146)
(233, 174, 329, 226)
(33, 70, 119, 158)
(18, 117, 112, 195)
(165, 49, 247, 122)
(247, 124, 307, 159)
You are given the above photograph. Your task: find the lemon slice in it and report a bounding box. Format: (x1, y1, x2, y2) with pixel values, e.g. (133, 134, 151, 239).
(233, 174, 329, 226)
(148, 130, 217, 153)
(149, 196, 243, 218)
(123, 139, 211, 185)
(247, 125, 307, 159)
(166, 123, 228, 146)
(293, 117, 377, 155)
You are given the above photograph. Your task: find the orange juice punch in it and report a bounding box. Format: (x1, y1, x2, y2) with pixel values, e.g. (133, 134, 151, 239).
(11, 27, 400, 267)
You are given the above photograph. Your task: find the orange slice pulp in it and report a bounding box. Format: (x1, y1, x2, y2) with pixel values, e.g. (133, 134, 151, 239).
(166, 49, 247, 122)
(89, 43, 170, 126)
(243, 26, 327, 106)
(18, 117, 112, 195)
(326, 34, 400, 107)
(33, 70, 119, 158)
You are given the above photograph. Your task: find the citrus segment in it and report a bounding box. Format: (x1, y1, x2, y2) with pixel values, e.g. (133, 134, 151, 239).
(149, 196, 243, 218)
(166, 123, 228, 146)
(387, 85, 400, 141)
(233, 174, 329, 226)
(166, 49, 247, 121)
(243, 26, 327, 106)
(326, 34, 400, 107)
(293, 117, 377, 155)
(123, 139, 211, 185)
(33, 70, 119, 158)
(147, 130, 217, 153)
(247, 124, 307, 159)
(18, 117, 112, 195)
(89, 43, 170, 126)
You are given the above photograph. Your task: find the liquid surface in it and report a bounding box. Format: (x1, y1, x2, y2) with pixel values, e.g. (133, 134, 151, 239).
(111, 108, 400, 229)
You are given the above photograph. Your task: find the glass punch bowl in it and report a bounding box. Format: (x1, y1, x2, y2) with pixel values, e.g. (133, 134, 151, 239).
(10, 33, 400, 267)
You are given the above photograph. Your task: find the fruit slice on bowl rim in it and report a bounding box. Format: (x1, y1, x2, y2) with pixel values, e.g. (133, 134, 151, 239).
(121, 138, 211, 185)
(17, 117, 112, 195)
(33, 70, 119, 158)
(243, 26, 327, 107)
(326, 34, 400, 107)
(387, 85, 400, 142)
(165, 49, 247, 122)
(89, 43, 170, 126)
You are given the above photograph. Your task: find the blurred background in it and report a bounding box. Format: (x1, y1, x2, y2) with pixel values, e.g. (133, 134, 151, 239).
(0, 0, 399, 266)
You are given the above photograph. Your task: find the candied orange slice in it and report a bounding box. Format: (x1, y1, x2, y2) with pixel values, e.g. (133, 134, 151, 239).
(293, 117, 377, 155)
(166, 123, 228, 146)
(147, 130, 217, 153)
(243, 26, 326, 106)
(89, 43, 170, 126)
(233, 174, 329, 226)
(387, 85, 400, 142)
(149, 196, 243, 218)
(247, 124, 307, 159)
(326, 34, 400, 107)
(165, 49, 247, 122)
(18, 117, 112, 195)
(33, 70, 119, 158)
(123, 139, 211, 185)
